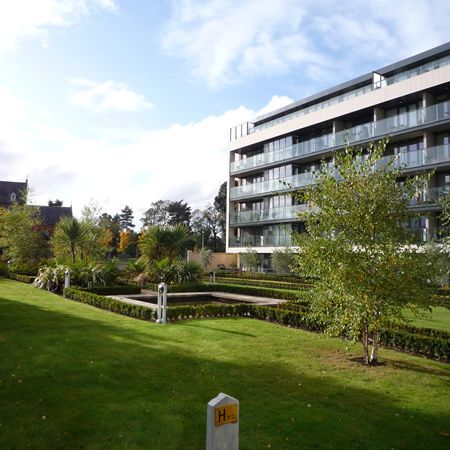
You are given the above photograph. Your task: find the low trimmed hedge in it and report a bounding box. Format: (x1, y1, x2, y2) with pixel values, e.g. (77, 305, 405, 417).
(75, 284, 141, 296)
(63, 287, 449, 361)
(8, 273, 35, 284)
(379, 329, 449, 360)
(429, 295, 450, 309)
(203, 276, 311, 290)
(215, 271, 310, 283)
(63, 287, 154, 321)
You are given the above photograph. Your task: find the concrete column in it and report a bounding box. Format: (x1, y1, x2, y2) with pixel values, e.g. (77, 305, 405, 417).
(422, 92, 435, 108)
(374, 107, 385, 136)
(423, 130, 435, 148)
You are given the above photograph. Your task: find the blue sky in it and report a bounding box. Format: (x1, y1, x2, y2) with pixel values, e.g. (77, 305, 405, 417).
(0, 0, 449, 223)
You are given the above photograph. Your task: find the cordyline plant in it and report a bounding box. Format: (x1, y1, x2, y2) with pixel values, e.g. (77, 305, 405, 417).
(292, 139, 443, 365)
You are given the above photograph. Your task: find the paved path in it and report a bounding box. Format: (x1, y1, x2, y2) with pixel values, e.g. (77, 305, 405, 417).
(109, 291, 286, 310)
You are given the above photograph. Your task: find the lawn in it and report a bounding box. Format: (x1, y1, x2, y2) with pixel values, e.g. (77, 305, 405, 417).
(0, 277, 449, 450)
(404, 307, 450, 332)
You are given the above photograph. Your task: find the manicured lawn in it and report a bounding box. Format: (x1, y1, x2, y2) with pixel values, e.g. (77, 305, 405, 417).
(404, 307, 450, 332)
(0, 278, 449, 449)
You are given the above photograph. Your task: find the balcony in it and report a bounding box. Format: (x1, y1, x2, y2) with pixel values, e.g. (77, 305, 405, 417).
(230, 100, 450, 174)
(230, 144, 450, 200)
(229, 234, 293, 248)
(230, 171, 317, 199)
(230, 204, 307, 225)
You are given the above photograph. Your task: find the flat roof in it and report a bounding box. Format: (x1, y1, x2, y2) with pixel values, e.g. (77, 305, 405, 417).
(254, 41, 450, 124)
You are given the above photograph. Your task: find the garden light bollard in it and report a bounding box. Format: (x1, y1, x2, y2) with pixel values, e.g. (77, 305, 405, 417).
(206, 392, 239, 450)
(156, 282, 168, 324)
(212, 271, 216, 284)
(64, 269, 71, 289)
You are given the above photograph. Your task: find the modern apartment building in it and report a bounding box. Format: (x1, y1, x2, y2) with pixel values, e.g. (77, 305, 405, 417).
(226, 42, 450, 271)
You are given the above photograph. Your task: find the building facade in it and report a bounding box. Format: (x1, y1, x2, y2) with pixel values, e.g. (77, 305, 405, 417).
(226, 42, 450, 271)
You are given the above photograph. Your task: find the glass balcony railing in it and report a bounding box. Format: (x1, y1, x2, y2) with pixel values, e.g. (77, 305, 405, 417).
(408, 186, 450, 207)
(230, 171, 317, 199)
(230, 204, 307, 225)
(230, 54, 450, 141)
(405, 227, 448, 243)
(228, 227, 447, 249)
(229, 234, 293, 248)
(230, 100, 450, 174)
(230, 143, 450, 200)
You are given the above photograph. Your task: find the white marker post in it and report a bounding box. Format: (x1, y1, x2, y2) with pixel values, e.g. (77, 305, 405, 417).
(156, 282, 168, 324)
(206, 392, 239, 450)
(64, 269, 71, 289)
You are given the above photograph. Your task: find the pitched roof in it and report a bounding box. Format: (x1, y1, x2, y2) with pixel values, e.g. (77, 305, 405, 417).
(0, 180, 28, 206)
(38, 206, 73, 226)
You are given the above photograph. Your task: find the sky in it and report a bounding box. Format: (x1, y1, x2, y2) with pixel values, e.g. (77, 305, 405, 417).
(0, 0, 449, 225)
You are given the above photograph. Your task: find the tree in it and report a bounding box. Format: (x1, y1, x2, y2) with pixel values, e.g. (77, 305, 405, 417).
(214, 181, 227, 236)
(239, 249, 260, 272)
(167, 200, 191, 227)
(51, 217, 89, 263)
(120, 205, 135, 230)
(292, 140, 440, 365)
(138, 224, 191, 263)
(271, 248, 296, 274)
(0, 204, 49, 265)
(48, 199, 63, 207)
(99, 213, 121, 256)
(190, 205, 224, 251)
(141, 200, 171, 228)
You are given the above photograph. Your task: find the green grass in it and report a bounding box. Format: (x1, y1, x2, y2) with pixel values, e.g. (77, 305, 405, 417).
(404, 307, 450, 332)
(0, 277, 449, 450)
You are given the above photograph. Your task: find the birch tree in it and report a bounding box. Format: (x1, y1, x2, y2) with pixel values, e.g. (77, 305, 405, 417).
(293, 140, 441, 365)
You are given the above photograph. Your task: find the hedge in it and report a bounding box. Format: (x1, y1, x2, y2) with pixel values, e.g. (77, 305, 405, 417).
(63, 287, 154, 321)
(63, 287, 449, 361)
(429, 295, 450, 309)
(75, 284, 141, 296)
(203, 276, 311, 290)
(379, 329, 449, 360)
(214, 270, 311, 283)
(8, 273, 35, 284)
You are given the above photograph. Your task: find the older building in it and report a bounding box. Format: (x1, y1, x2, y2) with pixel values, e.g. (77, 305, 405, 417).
(0, 180, 28, 208)
(227, 42, 450, 271)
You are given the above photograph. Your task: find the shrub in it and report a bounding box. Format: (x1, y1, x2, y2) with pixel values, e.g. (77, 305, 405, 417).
(9, 273, 35, 283)
(64, 288, 154, 320)
(77, 285, 141, 296)
(0, 261, 9, 277)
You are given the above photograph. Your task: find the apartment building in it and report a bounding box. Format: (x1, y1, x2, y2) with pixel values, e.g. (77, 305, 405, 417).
(226, 42, 450, 271)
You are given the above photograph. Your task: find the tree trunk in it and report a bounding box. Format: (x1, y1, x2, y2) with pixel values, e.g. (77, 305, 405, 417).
(362, 328, 369, 365)
(370, 332, 379, 365)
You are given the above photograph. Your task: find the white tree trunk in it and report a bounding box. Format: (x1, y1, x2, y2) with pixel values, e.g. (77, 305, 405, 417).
(370, 332, 379, 364)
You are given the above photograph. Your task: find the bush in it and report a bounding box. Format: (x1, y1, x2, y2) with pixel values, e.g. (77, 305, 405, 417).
(135, 258, 203, 285)
(215, 270, 310, 283)
(9, 273, 35, 283)
(10, 261, 39, 276)
(207, 276, 311, 290)
(380, 329, 449, 360)
(33, 261, 120, 293)
(63, 288, 154, 320)
(0, 261, 9, 277)
(77, 285, 141, 296)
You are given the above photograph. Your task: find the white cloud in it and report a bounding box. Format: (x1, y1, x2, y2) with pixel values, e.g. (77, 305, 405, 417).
(0, 0, 117, 53)
(69, 79, 152, 113)
(163, 0, 450, 88)
(0, 83, 287, 221)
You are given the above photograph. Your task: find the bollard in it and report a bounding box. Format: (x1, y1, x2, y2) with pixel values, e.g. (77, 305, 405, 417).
(156, 282, 168, 324)
(206, 393, 239, 450)
(64, 269, 71, 289)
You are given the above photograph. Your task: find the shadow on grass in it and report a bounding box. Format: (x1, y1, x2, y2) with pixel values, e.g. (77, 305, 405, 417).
(180, 321, 256, 337)
(0, 288, 449, 450)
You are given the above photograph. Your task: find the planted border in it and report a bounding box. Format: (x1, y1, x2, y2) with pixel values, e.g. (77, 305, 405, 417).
(8, 273, 35, 284)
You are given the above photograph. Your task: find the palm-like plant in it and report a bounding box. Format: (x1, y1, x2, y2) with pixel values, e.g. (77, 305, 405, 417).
(138, 223, 191, 263)
(51, 217, 89, 262)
